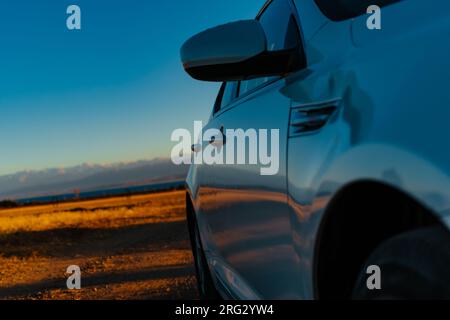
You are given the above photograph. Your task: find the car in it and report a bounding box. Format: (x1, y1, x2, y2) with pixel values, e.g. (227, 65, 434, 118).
(180, 0, 450, 300)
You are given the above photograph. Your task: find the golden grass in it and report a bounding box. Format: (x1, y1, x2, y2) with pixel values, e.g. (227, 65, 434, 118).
(0, 190, 198, 299)
(0, 190, 186, 235)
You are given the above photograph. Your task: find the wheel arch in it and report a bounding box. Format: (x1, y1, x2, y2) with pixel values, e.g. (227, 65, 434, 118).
(314, 180, 445, 299)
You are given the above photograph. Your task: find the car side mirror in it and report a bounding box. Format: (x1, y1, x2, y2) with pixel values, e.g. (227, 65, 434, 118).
(181, 20, 304, 82)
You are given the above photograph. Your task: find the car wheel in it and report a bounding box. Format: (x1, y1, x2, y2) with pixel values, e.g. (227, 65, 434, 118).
(191, 216, 220, 300)
(352, 226, 450, 300)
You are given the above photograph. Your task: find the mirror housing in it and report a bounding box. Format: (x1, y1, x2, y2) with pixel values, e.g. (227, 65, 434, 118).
(181, 20, 304, 82)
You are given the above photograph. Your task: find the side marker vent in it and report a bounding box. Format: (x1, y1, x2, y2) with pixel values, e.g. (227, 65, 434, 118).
(289, 100, 340, 137)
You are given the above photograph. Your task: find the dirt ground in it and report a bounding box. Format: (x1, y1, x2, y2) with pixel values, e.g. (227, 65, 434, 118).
(0, 190, 199, 300)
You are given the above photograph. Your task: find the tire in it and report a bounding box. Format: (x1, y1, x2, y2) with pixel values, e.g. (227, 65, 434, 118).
(352, 226, 450, 300)
(189, 214, 221, 300)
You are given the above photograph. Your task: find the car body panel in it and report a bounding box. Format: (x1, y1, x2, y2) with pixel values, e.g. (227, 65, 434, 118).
(186, 0, 450, 299)
(192, 79, 304, 299)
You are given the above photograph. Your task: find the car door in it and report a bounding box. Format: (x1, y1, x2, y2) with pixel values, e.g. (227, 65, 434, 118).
(198, 0, 306, 299)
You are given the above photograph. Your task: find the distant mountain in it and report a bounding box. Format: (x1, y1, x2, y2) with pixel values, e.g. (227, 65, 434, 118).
(0, 159, 189, 200)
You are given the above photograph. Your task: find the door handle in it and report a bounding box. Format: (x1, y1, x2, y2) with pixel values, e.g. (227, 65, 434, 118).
(209, 126, 226, 146)
(191, 143, 202, 153)
(209, 136, 224, 146)
(208, 136, 218, 145)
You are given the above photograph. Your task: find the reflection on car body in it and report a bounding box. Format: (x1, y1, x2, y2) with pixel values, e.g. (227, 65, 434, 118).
(181, 0, 450, 300)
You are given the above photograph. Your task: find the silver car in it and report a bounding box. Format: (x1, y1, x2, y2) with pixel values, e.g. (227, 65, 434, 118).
(181, 0, 450, 299)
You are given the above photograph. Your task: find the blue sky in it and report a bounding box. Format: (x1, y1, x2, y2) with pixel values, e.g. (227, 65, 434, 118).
(0, 0, 264, 175)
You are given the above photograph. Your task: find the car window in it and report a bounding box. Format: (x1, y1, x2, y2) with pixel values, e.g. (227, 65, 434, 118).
(239, 0, 301, 97)
(221, 81, 238, 109)
(213, 81, 238, 114)
(314, 0, 402, 21)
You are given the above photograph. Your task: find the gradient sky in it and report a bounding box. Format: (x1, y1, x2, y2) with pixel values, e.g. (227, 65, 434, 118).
(0, 0, 265, 175)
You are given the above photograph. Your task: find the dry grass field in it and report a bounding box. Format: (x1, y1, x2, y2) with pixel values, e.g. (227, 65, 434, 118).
(0, 190, 198, 300)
